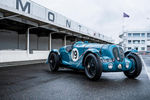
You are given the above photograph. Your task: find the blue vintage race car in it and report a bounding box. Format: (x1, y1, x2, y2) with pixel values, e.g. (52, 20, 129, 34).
(46, 41, 142, 80)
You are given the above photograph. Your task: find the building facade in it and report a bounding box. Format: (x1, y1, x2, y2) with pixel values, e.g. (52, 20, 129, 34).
(0, 0, 114, 65)
(119, 30, 150, 52)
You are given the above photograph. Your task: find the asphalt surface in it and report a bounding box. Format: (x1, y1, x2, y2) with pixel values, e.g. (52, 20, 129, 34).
(142, 55, 150, 67)
(0, 56, 150, 100)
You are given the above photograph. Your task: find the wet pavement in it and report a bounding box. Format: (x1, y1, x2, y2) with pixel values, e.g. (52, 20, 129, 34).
(0, 56, 150, 100)
(142, 55, 150, 67)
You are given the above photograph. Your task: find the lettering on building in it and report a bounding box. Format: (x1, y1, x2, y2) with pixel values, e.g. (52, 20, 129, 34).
(48, 12, 55, 22)
(16, 0, 31, 14)
(66, 20, 71, 28)
(78, 25, 81, 31)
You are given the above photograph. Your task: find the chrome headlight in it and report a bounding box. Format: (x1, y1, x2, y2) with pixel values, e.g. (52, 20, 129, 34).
(118, 64, 122, 69)
(126, 62, 129, 69)
(108, 63, 113, 69)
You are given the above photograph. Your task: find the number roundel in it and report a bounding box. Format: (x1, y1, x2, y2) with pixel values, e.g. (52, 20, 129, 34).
(71, 48, 79, 62)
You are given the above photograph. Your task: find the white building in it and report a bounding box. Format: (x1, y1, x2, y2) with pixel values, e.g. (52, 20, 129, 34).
(119, 29, 150, 52)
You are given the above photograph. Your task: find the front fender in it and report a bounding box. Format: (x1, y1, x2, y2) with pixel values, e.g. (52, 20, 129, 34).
(125, 50, 138, 57)
(46, 49, 59, 64)
(82, 48, 100, 66)
(85, 48, 100, 56)
(124, 51, 131, 57)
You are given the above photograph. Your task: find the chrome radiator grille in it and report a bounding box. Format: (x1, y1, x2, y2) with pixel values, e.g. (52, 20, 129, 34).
(113, 47, 124, 62)
(119, 47, 124, 61)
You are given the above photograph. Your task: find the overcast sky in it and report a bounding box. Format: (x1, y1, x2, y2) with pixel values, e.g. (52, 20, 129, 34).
(32, 0, 150, 43)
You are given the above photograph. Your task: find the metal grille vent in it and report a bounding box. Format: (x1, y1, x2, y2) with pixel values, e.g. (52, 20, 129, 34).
(119, 47, 124, 62)
(113, 47, 119, 61)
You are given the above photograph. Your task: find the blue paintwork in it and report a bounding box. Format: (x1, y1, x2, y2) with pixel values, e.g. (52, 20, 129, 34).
(47, 41, 135, 72)
(131, 49, 138, 53)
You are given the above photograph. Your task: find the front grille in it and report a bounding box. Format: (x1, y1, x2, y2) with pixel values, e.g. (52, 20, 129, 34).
(113, 47, 119, 61)
(113, 47, 124, 62)
(119, 47, 124, 61)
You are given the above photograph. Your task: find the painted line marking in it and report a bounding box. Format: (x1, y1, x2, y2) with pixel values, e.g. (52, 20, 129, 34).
(140, 55, 150, 80)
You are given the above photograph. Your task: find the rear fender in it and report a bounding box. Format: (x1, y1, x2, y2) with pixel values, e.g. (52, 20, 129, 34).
(46, 49, 59, 64)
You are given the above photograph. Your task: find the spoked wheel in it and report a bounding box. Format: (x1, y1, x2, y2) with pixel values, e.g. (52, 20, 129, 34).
(84, 53, 102, 81)
(48, 52, 60, 72)
(124, 53, 142, 79)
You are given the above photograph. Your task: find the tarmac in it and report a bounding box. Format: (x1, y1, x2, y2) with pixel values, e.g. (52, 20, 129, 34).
(0, 55, 150, 100)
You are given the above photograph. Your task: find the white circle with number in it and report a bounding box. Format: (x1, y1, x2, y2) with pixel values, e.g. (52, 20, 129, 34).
(71, 48, 79, 62)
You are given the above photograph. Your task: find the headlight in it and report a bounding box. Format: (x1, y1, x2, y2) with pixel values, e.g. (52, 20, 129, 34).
(126, 62, 129, 69)
(108, 63, 113, 69)
(118, 64, 122, 69)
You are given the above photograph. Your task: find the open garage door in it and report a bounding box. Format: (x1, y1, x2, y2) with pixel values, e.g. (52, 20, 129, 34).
(0, 30, 19, 50)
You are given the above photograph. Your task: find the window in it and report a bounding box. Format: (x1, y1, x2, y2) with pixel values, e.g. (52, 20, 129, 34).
(128, 40, 132, 44)
(147, 33, 150, 37)
(141, 47, 145, 50)
(133, 33, 140, 37)
(133, 40, 140, 44)
(128, 33, 132, 37)
(141, 33, 145, 37)
(141, 40, 145, 44)
(147, 45, 150, 51)
(128, 47, 131, 50)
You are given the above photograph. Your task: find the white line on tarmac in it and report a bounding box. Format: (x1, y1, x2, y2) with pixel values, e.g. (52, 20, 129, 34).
(140, 55, 150, 80)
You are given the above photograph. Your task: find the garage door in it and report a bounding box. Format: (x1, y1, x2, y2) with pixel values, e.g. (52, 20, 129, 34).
(0, 30, 18, 50)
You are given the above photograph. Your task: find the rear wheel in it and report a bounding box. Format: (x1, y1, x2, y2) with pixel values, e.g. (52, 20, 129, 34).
(48, 52, 60, 72)
(84, 53, 102, 81)
(124, 53, 142, 79)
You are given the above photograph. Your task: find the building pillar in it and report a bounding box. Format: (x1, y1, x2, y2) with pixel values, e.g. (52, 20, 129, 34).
(37, 36, 39, 50)
(49, 33, 52, 50)
(75, 37, 77, 42)
(64, 35, 66, 46)
(18, 33, 19, 49)
(27, 28, 30, 55)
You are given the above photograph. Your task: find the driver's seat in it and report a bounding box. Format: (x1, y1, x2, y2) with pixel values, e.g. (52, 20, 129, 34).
(66, 45, 73, 52)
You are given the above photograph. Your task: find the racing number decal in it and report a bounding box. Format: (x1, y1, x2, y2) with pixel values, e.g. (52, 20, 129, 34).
(71, 48, 79, 62)
(73, 51, 77, 59)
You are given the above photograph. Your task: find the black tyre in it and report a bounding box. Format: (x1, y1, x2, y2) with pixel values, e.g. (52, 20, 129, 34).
(84, 53, 102, 81)
(48, 52, 60, 72)
(124, 53, 142, 79)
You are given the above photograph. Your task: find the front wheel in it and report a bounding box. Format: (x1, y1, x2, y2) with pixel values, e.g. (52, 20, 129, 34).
(84, 53, 102, 81)
(124, 53, 142, 79)
(48, 52, 60, 72)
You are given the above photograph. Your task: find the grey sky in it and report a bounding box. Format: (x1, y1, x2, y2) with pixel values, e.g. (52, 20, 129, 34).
(32, 0, 150, 43)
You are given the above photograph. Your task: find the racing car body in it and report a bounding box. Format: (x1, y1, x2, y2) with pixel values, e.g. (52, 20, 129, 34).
(46, 41, 142, 80)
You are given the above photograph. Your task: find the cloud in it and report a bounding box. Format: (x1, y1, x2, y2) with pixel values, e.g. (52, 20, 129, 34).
(32, 0, 150, 43)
